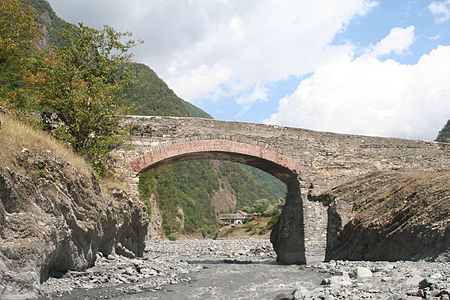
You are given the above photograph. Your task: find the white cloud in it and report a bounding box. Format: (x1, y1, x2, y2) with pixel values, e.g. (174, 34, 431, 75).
(368, 25, 415, 57)
(167, 63, 232, 102)
(49, 0, 378, 105)
(429, 0, 450, 22)
(162, 0, 378, 104)
(267, 43, 450, 140)
(234, 85, 269, 116)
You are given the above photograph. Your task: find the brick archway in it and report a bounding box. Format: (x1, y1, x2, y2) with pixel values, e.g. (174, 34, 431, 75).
(128, 139, 303, 185)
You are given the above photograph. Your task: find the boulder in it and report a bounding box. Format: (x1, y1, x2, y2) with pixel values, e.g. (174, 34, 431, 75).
(353, 267, 372, 279)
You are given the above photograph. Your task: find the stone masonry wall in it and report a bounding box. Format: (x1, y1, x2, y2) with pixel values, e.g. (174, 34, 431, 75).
(119, 115, 450, 194)
(113, 115, 450, 262)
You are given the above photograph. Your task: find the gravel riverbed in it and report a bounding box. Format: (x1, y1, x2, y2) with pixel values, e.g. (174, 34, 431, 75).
(39, 238, 450, 300)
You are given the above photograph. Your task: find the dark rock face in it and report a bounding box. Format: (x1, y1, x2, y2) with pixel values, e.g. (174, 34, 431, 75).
(0, 151, 148, 299)
(325, 170, 450, 262)
(270, 178, 306, 264)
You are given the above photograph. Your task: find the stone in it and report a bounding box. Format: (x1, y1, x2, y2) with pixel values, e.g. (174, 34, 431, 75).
(418, 278, 434, 289)
(430, 273, 443, 280)
(353, 267, 373, 279)
(440, 293, 450, 300)
(275, 293, 293, 300)
(292, 286, 310, 299)
(405, 275, 424, 287)
(321, 273, 352, 287)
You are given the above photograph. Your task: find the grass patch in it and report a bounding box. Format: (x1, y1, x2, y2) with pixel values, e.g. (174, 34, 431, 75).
(0, 114, 89, 175)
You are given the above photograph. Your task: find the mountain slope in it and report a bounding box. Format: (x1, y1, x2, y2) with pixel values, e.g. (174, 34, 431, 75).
(121, 63, 196, 117)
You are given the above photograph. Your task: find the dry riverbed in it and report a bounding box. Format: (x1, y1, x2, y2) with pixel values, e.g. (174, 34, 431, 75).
(39, 239, 450, 300)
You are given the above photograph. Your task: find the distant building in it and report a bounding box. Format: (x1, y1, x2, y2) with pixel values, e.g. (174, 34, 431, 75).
(219, 211, 250, 225)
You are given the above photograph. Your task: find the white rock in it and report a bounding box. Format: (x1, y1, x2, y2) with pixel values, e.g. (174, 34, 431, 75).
(404, 275, 424, 286)
(353, 267, 373, 279)
(321, 272, 352, 287)
(429, 273, 442, 280)
(292, 286, 310, 299)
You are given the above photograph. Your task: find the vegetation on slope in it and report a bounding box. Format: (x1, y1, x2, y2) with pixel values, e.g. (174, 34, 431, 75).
(1, 0, 137, 176)
(0, 0, 40, 102)
(139, 161, 286, 238)
(217, 162, 285, 209)
(181, 99, 211, 118)
(436, 120, 450, 142)
(121, 63, 191, 117)
(28, 0, 67, 47)
(0, 114, 88, 175)
(3, 0, 286, 239)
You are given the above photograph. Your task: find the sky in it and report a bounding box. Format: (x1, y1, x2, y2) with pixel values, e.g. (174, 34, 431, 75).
(48, 0, 450, 140)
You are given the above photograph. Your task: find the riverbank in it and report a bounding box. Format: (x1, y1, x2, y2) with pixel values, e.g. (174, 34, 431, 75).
(39, 239, 449, 300)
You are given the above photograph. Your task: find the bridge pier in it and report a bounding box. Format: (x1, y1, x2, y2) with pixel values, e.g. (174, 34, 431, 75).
(303, 198, 328, 263)
(270, 177, 307, 264)
(270, 177, 328, 264)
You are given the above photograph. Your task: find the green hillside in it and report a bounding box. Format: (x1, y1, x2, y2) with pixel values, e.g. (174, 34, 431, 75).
(181, 99, 211, 118)
(14, 0, 287, 239)
(140, 161, 285, 238)
(436, 120, 450, 142)
(122, 63, 200, 117)
(29, 0, 67, 47)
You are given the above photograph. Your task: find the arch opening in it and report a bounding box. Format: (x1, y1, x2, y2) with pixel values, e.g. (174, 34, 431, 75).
(138, 151, 299, 186)
(131, 141, 307, 264)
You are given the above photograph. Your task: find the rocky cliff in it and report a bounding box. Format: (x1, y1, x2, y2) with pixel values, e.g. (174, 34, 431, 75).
(324, 170, 450, 262)
(0, 117, 148, 299)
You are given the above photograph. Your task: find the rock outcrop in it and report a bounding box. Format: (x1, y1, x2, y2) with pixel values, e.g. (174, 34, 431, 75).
(324, 170, 450, 262)
(0, 149, 148, 299)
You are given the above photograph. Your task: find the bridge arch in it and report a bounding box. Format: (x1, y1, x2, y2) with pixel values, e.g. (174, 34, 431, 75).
(126, 138, 307, 264)
(129, 139, 302, 185)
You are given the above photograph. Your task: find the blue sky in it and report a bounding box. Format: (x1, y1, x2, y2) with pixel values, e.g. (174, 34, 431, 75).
(49, 0, 450, 140)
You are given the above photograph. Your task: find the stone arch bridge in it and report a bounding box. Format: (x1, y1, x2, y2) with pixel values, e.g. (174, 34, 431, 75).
(113, 115, 450, 264)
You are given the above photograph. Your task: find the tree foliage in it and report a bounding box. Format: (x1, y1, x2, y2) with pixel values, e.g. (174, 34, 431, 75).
(29, 24, 139, 175)
(0, 0, 40, 105)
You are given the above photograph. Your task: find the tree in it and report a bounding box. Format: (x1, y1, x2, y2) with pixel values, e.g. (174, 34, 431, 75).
(0, 0, 39, 106)
(253, 199, 271, 214)
(30, 23, 140, 176)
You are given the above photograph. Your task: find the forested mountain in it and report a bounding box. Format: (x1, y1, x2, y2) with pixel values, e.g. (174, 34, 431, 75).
(121, 63, 211, 118)
(436, 120, 450, 143)
(25, 0, 285, 238)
